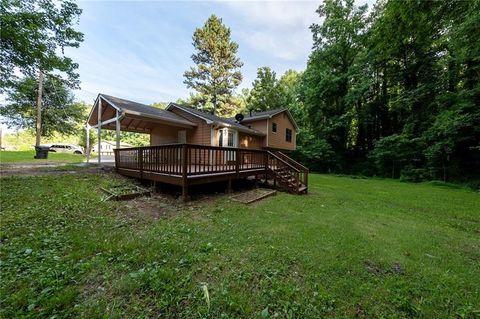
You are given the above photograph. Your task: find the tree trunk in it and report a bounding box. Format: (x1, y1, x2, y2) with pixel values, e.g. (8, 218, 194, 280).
(442, 157, 446, 182)
(35, 70, 44, 147)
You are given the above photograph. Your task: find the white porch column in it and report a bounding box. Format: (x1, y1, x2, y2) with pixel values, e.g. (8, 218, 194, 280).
(86, 124, 90, 163)
(115, 110, 121, 149)
(97, 98, 102, 164)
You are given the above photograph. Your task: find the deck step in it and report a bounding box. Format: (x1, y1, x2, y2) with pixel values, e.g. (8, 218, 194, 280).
(230, 188, 277, 204)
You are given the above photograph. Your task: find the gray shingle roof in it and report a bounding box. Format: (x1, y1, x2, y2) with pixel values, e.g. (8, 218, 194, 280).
(167, 103, 266, 136)
(99, 94, 196, 127)
(241, 108, 287, 120)
(240, 107, 298, 130)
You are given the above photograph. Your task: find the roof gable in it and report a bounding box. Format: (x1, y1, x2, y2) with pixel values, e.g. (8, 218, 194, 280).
(241, 108, 298, 130)
(166, 103, 266, 136)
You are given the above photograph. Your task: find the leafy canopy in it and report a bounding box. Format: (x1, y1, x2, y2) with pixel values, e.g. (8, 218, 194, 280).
(0, 76, 85, 137)
(0, 0, 84, 91)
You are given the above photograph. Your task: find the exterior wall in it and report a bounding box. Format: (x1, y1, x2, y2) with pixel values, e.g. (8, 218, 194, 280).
(150, 108, 212, 146)
(170, 108, 212, 145)
(244, 113, 296, 151)
(267, 112, 296, 150)
(238, 132, 263, 149)
(150, 125, 180, 145)
(245, 119, 269, 147)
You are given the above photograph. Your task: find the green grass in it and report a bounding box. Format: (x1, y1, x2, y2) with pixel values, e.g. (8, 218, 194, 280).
(0, 173, 479, 318)
(0, 150, 85, 164)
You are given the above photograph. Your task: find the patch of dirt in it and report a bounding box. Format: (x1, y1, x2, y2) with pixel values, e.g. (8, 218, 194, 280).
(364, 260, 405, 276)
(354, 303, 367, 318)
(0, 164, 113, 177)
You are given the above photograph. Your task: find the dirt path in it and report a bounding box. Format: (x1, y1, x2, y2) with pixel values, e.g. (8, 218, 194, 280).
(0, 163, 114, 177)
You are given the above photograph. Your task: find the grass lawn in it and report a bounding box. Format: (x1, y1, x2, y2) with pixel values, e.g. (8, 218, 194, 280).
(0, 150, 86, 164)
(0, 173, 479, 318)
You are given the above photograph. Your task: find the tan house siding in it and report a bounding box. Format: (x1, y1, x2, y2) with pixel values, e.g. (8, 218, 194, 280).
(169, 108, 212, 145)
(150, 107, 213, 166)
(267, 112, 296, 150)
(245, 119, 269, 147)
(150, 125, 180, 145)
(239, 132, 263, 149)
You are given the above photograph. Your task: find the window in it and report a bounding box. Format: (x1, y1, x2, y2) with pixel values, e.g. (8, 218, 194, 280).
(219, 129, 236, 147)
(272, 122, 277, 133)
(286, 128, 292, 143)
(227, 131, 234, 147)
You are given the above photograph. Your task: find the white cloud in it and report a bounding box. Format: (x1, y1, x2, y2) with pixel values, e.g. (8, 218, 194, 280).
(222, 1, 319, 62)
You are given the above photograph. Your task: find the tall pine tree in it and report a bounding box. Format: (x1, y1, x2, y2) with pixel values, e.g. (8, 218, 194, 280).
(184, 15, 243, 117)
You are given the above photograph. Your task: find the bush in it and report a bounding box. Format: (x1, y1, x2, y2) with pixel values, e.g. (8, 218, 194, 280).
(400, 165, 430, 183)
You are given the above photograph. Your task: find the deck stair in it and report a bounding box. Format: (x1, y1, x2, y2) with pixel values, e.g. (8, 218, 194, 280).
(266, 151, 308, 194)
(114, 144, 308, 199)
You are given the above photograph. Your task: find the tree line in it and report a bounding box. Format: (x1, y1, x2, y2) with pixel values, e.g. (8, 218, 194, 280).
(297, 0, 479, 184)
(1, 0, 478, 184)
(182, 2, 479, 184)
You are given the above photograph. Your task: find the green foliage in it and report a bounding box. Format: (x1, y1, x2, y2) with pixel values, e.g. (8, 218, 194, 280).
(0, 0, 84, 91)
(0, 76, 85, 137)
(247, 67, 285, 112)
(183, 15, 243, 117)
(1, 173, 479, 317)
(78, 127, 96, 156)
(150, 102, 168, 109)
(101, 130, 149, 147)
(369, 134, 425, 179)
(294, 0, 480, 182)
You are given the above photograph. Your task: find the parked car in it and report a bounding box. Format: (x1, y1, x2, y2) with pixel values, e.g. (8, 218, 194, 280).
(48, 144, 84, 155)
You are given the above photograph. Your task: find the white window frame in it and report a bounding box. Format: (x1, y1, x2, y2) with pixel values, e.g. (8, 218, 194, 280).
(220, 128, 238, 148)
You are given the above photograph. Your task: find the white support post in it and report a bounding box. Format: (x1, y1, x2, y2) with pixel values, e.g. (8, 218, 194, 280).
(115, 110, 120, 149)
(97, 98, 102, 164)
(86, 124, 90, 163)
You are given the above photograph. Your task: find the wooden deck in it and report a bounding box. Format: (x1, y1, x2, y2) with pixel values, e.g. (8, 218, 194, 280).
(114, 144, 308, 199)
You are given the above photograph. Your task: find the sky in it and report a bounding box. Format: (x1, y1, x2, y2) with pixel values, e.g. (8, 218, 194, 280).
(67, 0, 324, 106)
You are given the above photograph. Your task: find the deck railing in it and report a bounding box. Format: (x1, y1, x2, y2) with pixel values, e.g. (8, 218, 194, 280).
(276, 151, 309, 189)
(114, 144, 268, 177)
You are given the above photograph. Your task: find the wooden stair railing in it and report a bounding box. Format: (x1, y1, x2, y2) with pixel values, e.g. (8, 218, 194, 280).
(266, 151, 308, 194)
(114, 144, 309, 195)
(276, 151, 309, 191)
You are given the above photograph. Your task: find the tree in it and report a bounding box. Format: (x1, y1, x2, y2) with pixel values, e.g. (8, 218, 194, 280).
(183, 15, 243, 116)
(151, 102, 168, 109)
(1, 0, 83, 146)
(79, 126, 96, 157)
(301, 0, 368, 161)
(247, 67, 285, 112)
(0, 76, 85, 137)
(1, 0, 83, 90)
(278, 70, 305, 126)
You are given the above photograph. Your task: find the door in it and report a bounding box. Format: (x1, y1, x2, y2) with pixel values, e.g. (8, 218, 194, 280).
(219, 128, 237, 163)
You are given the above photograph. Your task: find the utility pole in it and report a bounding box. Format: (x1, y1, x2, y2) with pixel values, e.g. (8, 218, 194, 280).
(35, 70, 44, 147)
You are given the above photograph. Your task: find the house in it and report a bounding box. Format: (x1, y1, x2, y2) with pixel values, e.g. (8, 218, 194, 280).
(86, 94, 308, 199)
(92, 140, 133, 156)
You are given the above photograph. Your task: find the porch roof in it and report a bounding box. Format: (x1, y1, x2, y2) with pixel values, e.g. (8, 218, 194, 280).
(87, 94, 197, 133)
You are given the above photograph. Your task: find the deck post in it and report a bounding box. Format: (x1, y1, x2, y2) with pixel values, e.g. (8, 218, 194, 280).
(226, 179, 233, 194)
(97, 98, 102, 165)
(235, 149, 240, 175)
(264, 151, 269, 184)
(113, 149, 119, 171)
(139, 148, 144, 179)
(115, 110, 121, 149)
(181, 144, 188, 201)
